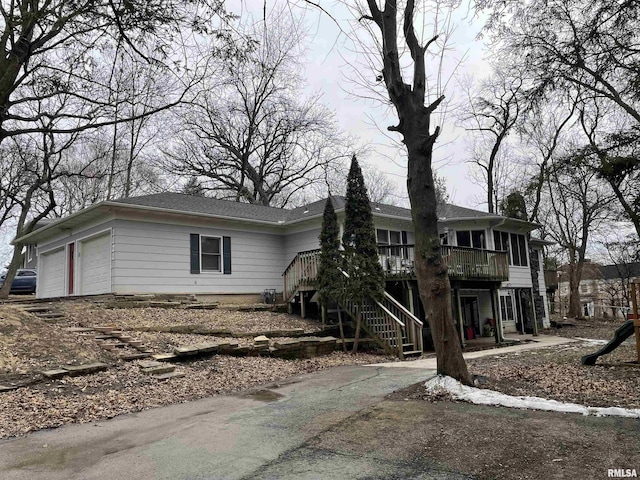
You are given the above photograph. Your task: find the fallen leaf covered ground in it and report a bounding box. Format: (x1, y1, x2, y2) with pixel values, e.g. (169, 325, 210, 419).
(0, 298, 394, 439)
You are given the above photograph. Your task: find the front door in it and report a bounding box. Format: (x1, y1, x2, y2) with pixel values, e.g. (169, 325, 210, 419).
(461, 296, 480, 337)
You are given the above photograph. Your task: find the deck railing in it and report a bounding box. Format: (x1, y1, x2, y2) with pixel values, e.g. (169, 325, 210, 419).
(378, 244, 509, 282)
(283, 244, 509, 302)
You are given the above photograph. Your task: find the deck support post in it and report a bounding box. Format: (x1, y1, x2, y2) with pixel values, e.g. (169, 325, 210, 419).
(300, 293, 306, 319)
(530, 288, 539, 337)
(491, 287, 505, 343)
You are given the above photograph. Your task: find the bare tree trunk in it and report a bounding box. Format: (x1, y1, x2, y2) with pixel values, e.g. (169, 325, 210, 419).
(408, 145, 471, 384)
(0, 248, 25, 298)
(337, 308, 347, 353)
(568, 263, 583, 319)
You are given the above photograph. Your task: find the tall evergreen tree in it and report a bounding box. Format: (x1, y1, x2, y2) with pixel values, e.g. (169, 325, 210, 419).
(316, 197, 342, 319)
(342, 156, 385, 352)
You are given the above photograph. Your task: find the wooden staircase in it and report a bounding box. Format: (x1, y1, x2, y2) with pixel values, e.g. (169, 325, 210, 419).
(283, 250, 423, 358)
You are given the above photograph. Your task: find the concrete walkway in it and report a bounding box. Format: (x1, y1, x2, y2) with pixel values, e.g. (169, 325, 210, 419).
(0, 335, 576, 480)
(371, 335, 577, 369)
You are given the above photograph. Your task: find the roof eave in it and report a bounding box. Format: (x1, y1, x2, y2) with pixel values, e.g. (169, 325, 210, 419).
(13, 201, 290, 244)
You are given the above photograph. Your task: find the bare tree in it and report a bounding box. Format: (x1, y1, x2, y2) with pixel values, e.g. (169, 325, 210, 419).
(541, 154, 616, 318)
(0, 0, 233, 145)
(0, 127, 79, 298)
(357, 0, 471, 383)
(162, 12, 349, 208)
(480, 0, 640, 232)
(459, 69, 522, 213)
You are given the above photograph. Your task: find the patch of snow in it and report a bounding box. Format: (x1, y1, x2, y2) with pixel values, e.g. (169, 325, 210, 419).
(574, 338, 609, 345)
(425, 375, 640, 419)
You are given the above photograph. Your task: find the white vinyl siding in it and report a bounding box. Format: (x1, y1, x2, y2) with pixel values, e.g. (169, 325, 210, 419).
(112, 220, 286, 295)
(283, 228, 321, 267)
(78, 233, 111, 295)
(37, 248, 65, 298)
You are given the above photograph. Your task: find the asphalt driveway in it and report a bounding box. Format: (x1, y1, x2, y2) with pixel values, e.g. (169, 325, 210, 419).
(1, 364, 468, 480)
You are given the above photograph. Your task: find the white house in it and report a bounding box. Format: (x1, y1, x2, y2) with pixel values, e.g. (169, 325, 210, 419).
(14, 193, 550, 354)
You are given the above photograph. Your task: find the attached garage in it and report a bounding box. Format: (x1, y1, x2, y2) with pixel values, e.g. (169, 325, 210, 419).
(38, 248, 65, 298)
(77, 232, 112, 295)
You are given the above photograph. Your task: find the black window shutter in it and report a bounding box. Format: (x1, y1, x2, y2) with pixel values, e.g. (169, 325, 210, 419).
(223, 236, 231, 274)
(190, 234, 200, 274)
(401, 231, 408, 244)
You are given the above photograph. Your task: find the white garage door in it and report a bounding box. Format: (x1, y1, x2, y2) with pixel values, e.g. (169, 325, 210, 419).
(38, 248, 65, 298)
(79, 233, 111, 295)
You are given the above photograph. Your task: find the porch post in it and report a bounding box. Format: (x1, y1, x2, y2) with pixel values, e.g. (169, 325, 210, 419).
(490, 286, 498, 344)
(492, 287, 505, 343)
(300, 292, 306, 319)
(530, 288, 539, 337)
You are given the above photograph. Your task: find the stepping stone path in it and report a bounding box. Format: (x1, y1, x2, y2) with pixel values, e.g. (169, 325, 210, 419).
(21, 304, 67, 323)
(69, 325, 154, 358)
(41, 363, 108, 379)
(138, 360, 184, 380)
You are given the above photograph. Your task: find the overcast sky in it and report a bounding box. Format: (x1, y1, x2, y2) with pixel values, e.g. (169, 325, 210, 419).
(1, 1, 492, 269)
(229, 0, 493, 209)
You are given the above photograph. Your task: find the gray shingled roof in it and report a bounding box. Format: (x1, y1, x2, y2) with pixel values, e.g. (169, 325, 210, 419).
(113, 193, 289, 223)
(598, 262, 640, 280)
(112, 193, 498, 224)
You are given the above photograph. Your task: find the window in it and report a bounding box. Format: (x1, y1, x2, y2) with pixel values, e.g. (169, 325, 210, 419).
(500, 295, 515, 321)
(201, 236, 222, 272)
(580, 283, 589, 294)
(17, 270, 36, 277)
(440, 232, 449, 245)
(376, 229, 402, 245)
(456, 230, 486, 249)
(510, 233, 528, 266)
(376, 229, 389, 245)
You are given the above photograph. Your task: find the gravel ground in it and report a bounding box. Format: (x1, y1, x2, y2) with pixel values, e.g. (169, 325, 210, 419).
(0, 299, 395, 439)
(62, 301, 323, 333)
(0, 351, 392, 439)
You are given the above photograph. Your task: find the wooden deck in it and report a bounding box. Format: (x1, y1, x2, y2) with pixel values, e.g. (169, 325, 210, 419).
(283, 245, 509, 301)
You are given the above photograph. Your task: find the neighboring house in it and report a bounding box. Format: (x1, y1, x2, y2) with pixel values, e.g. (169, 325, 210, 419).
(14, 193, 550, 354)
(557, 261, 640, 319)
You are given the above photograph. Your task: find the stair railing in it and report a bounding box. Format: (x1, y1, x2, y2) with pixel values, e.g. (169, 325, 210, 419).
(380, 291, 424, 352)
(283, 249, 321, 301)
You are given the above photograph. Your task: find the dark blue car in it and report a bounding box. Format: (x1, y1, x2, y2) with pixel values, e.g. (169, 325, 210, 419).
(0, 269, 37, 294)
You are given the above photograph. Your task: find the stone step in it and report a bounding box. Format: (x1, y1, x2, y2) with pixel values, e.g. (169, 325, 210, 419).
(23, 306, 52, 313)
(152, 353, 178, 362)
(402, 350, 423, 358)
(41, 369, 69, 379)
(94, 326, 115, 333)
(36, 312, 65, 319)
(141, 365, 175, 376)
(184, 303, 219, 310)
(153, 371, 186, 381)
(64, 363, 108, 376)
(65, 327, 94, 333)
(0, 384, 20, 392)
(139, 360, 164, 369)
(119, 352, 152, 361)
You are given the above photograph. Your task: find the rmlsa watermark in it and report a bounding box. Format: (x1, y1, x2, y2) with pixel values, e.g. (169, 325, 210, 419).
(608, 469, 638, 478)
